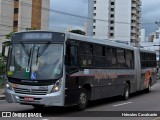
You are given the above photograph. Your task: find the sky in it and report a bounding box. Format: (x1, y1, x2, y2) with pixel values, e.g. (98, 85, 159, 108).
(142, 0, 160, 35)
(49, 0, 160, 36)
(49, 0, 88, 31)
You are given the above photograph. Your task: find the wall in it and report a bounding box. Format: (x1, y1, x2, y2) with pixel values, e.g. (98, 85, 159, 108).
(114, 0, 131, 41)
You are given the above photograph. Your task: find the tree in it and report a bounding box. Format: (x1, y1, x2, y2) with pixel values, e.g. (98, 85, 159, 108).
(25, 27, 37, 30)
(70, 29, 86, 35)
(5, 28, 37, 40)
(5, 31, 15, 40)
(0, 54, 6, 75)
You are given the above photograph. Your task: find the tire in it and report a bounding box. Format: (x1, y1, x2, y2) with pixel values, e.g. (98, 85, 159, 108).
(145, 81, 151, 93)
(122, 83, 130, 100)
(77, 88, 88, 110)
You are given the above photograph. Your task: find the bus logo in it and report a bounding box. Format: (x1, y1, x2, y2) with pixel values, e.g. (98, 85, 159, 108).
(29, 89, 32, 93)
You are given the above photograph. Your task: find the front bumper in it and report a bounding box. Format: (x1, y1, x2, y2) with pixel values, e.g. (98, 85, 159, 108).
(5, 88, 64, 106)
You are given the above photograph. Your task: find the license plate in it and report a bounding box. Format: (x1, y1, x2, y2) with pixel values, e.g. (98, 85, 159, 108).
(24, 97, 34, 101)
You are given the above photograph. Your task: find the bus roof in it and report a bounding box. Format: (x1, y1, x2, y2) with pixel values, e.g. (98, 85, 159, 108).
(12, 30, 156, 54)
(67, 32, 156, 54)
(66, 32, 134, 50)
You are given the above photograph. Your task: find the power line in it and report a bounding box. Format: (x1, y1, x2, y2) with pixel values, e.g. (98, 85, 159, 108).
(3, 0, 144, 25)
(2, 0, 158, 27)
(1, 0, 156, 39)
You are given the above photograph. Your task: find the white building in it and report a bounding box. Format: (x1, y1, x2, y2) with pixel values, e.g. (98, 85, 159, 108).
(87, 0, 142, 46)
(140, 28, 146, 42)
(17, 0, 50, 32)
(140, 28, 160, 61)
(0, 0, 14, 43)
(0, 0, 50, 53)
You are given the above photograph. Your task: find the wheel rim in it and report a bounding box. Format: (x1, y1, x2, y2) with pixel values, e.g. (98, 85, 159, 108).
(80, 93, 87, 105)
(125, 88, 129, 99)
(148, 83, 151, 91)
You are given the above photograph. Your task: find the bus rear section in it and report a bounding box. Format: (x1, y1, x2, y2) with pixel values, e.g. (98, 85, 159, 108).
(134, 48, 157, 92)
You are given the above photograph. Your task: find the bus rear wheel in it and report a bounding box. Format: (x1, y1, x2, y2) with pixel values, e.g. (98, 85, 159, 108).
(122, 83, 130, 100)
(77, 88, 88, 110)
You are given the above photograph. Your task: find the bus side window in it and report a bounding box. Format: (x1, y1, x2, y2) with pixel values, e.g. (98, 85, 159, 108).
(70, 45, 78, 66)
(66, 44, 78, 66)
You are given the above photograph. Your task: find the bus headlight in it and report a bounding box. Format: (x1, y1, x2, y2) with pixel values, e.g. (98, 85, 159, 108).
(51, 79, 62, 93)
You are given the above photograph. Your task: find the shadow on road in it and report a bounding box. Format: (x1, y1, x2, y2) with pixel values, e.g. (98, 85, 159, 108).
(11, 89, 156, 117)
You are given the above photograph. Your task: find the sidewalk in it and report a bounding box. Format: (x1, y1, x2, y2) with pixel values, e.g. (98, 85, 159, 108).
(0, 88, 5, 100)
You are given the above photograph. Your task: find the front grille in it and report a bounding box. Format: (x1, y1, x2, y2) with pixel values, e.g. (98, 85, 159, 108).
(13, 87, 48, 95)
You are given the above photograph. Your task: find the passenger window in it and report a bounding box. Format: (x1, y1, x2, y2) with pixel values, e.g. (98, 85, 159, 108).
(66, 44, 78, 66)
(70, 45, 78, 66)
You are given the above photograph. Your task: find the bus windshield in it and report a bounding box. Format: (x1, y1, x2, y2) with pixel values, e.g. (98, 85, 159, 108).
(7, 43, 63, 80)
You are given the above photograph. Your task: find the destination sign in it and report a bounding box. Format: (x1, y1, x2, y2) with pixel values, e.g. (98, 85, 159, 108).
(11, 31, 65, 42)
(23, 33, 52, 40)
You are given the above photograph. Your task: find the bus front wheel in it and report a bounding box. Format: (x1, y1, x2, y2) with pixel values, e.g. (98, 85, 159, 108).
(77, 88, 88, 110)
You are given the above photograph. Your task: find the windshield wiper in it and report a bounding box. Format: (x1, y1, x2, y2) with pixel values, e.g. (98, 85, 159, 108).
(21, 43, 33, 66)
(21, 43, 30, 56)
(37, 42, 50, 57)
(35, 42, 50, 65)
(36, 46, 40, 65)
(28, 48, 32, 65)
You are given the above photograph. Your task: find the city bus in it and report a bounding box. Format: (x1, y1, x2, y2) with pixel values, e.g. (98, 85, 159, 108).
(5, 31, 157, 110)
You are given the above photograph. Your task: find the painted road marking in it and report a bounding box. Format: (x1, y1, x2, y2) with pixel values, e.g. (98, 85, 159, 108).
(113, 102, 133, 107)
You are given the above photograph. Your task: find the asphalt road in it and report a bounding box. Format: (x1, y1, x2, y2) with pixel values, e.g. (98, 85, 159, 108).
(1, 81, 160, 120)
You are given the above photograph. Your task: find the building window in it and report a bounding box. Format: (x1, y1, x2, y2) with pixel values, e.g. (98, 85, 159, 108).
(131, 20, 136, 23)
(110, 27, 114, 30)
(110, 33, 114, 37)
(93, 32, 95, 35)
(93, 19, 96, 23)
(94, 7, 96, 10)
(111, 8, 114, 11)
(14, 8, 19, 14)
(110, 20, 114, 24)
(94, 13, 96, 16)
(93, 26, 96, 29)
(111, 2, 114, 5)
(13, 21, 18, 27)
(156, 32, 159, 39)
(111, 14, 114, 17)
